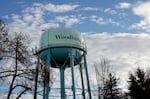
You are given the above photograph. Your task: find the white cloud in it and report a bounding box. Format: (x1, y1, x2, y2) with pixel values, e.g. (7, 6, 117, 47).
(84, 33, 150, 90)
(108, 18, 120, 26)
(90, 16, 106, 24)
(23, 14, 34, 23)
(11, 14, 21, 21)
(10, 3, 78, 41)
(23, 3, 44, 14)
(130, 1, 150, 32)
(55, 16, 80, 27)
(90, 15, 97, 19)
(44, 3, 79, 13)
(104, 8, 117, 14)
(6, 2, 83, 48)
(104, 8, 127, 16)
(39, 23, 59, 29)
(82, 7, 98, 11)
(133, 1, 150, 17)
(90, 15, 120, 26)
(17, 1, 26, 4)
(9, 14, 80, 47)
(2, 15, 9, 19)
(116, 2, 131, 9)
(23, 3, 79, 14)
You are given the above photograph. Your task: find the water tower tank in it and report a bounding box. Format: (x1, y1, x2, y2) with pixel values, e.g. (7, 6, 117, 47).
(38, 27, 86, 68)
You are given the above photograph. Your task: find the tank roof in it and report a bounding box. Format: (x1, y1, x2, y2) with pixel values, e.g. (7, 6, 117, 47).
(37, 27, 87, 53)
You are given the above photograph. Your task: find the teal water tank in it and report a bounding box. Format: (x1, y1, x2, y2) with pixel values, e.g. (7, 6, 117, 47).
(38, 27, 86, 68)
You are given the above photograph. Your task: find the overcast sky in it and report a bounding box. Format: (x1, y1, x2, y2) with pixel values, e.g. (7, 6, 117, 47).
(1, 0, 150, 95)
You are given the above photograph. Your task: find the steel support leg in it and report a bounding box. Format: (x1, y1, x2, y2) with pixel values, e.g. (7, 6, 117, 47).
(79, 64, 86, 99)
(60, 66, 65, 99)
(45, 49, 51, 99)
(83, 54, 92, 99)
(70, 48, 76, 99)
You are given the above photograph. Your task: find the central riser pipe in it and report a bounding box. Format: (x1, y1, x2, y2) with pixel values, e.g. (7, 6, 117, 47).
(60, 66, 65, 99)
(70, 48, 76, 99)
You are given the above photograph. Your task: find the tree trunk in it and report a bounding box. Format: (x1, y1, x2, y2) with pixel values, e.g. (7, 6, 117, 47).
(16, 87, 30, 99)
(34, 57, 39, 99)
(7, 41, 19, 99)
(98, 87, 101, 99)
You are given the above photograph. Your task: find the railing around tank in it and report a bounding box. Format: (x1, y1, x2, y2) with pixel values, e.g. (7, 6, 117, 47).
(33, 42, 87, 55)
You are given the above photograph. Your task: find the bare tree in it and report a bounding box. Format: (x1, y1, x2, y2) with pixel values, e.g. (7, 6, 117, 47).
(6, 32, 32, 99)
(0, 19, 54, 98)
(0, 19, 9, 60)
(33, 58, 54, 99)
(94, 56, 110, 99)
(42, 65, 54, 99)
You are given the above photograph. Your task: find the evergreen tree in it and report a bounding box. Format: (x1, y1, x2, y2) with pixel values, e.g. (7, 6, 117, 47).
(103, 73, 120, 99)
(128, 68, 150, 99)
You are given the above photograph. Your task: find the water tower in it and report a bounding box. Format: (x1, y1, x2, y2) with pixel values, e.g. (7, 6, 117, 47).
(34, 27, 92, 99)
